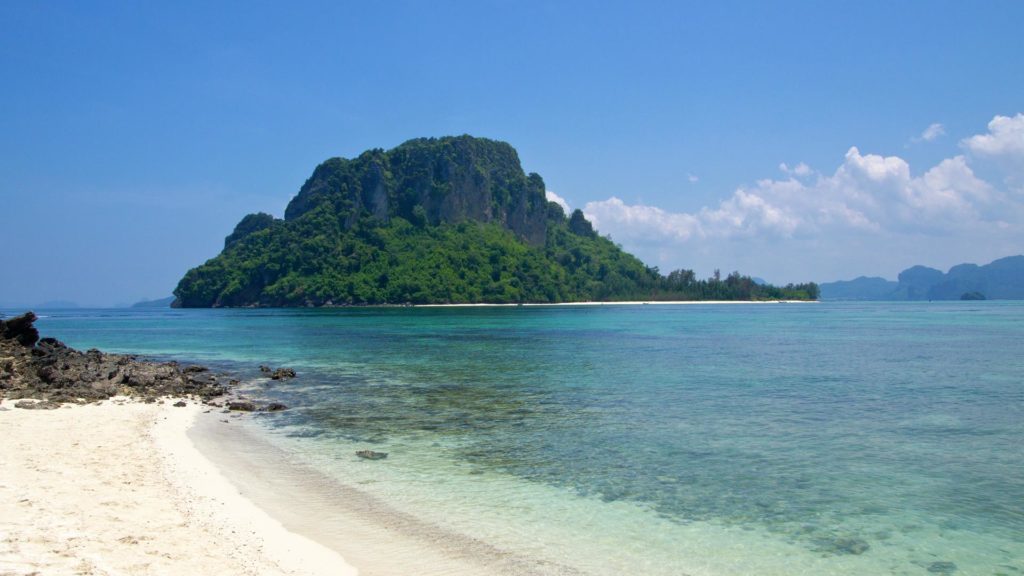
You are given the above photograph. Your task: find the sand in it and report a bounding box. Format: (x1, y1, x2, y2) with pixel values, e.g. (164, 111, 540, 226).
(0, 398, 356, 576)
(415, 300, 816, 307)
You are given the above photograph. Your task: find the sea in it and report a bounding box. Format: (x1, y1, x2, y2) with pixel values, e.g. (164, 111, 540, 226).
(11, 302, 1024, 575)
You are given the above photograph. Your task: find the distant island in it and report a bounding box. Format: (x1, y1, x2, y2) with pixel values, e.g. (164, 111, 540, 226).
(173, 136, 817, 307)
(131, 296, 176, 308)
(819, 255, 1024, 301)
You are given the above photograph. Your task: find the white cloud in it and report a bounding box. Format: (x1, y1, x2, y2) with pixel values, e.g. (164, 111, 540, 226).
(574, 114, 1024, 282)
(961, 113, 1024, 157)
(545, 190, 571, 214)
(779, 162, 812, 177)
(687, 173, 699, 183)
(585, 197, 701, 241)
(919, 123, 946, 142)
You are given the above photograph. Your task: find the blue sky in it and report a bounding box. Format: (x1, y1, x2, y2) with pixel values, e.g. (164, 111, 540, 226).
(2, 1, 1022, 306)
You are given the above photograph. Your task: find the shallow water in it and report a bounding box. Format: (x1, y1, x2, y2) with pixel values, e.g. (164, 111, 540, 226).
(21, 302, 1024, 575)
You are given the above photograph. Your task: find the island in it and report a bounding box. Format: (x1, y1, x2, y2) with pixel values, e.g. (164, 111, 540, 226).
(819, 255, 1024, 301)
(173, 136, 817, 307)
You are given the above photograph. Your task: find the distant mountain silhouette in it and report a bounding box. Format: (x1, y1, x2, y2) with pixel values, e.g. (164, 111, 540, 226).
(131, 296, 175, 308)
(820, 256, 1024, 300)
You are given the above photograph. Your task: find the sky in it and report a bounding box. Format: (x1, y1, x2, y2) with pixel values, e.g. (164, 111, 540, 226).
(1, 1, 1022, 306)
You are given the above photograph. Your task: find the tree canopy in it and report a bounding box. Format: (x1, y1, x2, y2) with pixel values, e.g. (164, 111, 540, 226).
(173, 137, 817, 307)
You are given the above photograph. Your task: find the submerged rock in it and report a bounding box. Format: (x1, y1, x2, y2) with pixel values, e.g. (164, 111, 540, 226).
(927, 561, 958, 574)
(227, 400, 257, 412)
(262, 402, 288, 412)
(356, 450, 388, 460)
(270, 367, 296, 380)
(820, 536, 870, 555)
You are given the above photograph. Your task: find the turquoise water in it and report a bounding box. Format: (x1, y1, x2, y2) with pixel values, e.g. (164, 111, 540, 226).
(14, 303, 1024, 575)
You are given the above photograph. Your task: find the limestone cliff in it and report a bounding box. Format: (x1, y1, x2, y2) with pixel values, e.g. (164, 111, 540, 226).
(282, 136, 548, 246)
(173, 135, 818, 307)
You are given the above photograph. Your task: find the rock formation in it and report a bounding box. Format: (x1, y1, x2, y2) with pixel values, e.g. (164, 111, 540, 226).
(0, 311, 226, 403)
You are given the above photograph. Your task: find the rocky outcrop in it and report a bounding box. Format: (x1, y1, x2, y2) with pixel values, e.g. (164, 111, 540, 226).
(171, 135, 667, 308)
(1, 311, 40, 346)
(0, 311, 227, 404)
(270, 367, 296, 380)
(283, 136, 548, 246)
(259, 365, 296, 380)
(227, 400, 258, 412)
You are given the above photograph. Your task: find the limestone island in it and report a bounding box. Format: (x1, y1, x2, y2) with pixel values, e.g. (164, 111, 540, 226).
(173, 136, 817, 307)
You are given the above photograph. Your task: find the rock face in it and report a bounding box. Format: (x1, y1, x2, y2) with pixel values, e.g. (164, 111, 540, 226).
(171, 135, 673, 308)
(0, 312, 227, 403)
(282, 136, 548, 247)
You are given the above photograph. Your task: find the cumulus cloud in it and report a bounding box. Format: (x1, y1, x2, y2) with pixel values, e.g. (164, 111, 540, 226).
(961, 113, 1024, 157)
(961, 113, 1024, 190)
(779, 162, 811, 177)
(585, 197, 701, 241)
(577, 114, 1024, 282)
(545, 190, 571, 214)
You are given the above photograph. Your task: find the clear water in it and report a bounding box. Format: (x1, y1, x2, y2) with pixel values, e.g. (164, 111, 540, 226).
(14, 303, 1024, 575)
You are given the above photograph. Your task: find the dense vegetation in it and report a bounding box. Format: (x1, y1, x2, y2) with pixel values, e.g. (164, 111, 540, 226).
(173, 136, 817, 307)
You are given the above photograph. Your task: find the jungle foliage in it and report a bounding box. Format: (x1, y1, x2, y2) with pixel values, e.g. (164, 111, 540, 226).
(173, 136, 817, 307)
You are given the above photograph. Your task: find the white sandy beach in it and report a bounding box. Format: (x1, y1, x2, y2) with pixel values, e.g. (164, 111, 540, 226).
(415, 300, 817, 307)
(0, 399, 356, 576)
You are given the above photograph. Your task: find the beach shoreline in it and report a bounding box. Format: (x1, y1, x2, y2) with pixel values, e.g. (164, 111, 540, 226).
(0, 396, 587, 576)
(414, 299, 817, 308)
(0, 398, 355, 576)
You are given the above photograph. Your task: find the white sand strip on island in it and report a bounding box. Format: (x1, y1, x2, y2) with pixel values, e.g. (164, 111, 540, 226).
(415, 300, 817, 307)
(0, 399, 356, 576)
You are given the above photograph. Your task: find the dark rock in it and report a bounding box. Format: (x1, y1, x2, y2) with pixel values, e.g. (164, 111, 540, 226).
(173, 400, 187, 407)
(1, 312, 40, 347)
(1, 311, 227, 404)
(261, 402, 288, 412)
(356, 450, 388, 460)
(259, 365, 272, 374)
(34, 337, 68, 354)
(927, 561, 957, 574)
(227, 401, 257, 412)
(186, 371, 218, 387)
(270, 367, 296, 380)
(14, 399, 60, 410)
